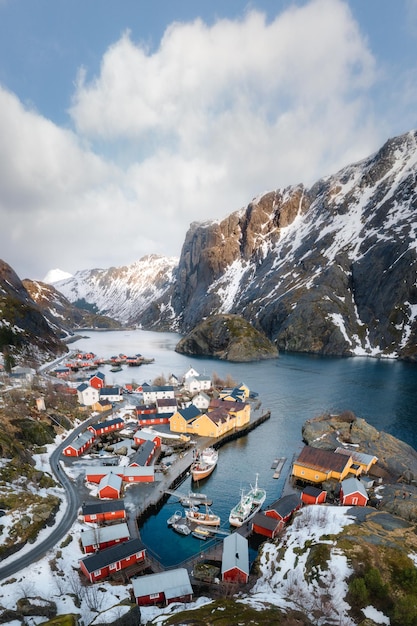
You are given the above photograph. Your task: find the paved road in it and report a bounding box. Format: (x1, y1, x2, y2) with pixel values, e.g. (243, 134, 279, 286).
(0, 414, 100, 581)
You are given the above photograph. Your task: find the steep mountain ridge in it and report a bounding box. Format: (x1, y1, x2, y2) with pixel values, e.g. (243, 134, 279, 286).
(0, 260, 67, 363)
(53, 254, 178, 325)
(49, 129, 417, 359)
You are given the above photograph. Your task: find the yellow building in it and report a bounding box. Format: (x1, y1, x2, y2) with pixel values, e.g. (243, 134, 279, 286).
(292, 446, 359, 484)
(209, 399, 250, 428)
(169, 399, 251, 438)
(169, 405, 201, 434)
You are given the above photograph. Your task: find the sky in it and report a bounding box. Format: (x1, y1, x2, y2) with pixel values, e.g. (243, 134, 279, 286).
(0, 0, 417, 281)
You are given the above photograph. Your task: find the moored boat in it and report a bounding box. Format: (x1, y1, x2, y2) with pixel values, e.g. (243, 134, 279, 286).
(229, 474, 266, 528)
(185, 505, 220, 527)
(191, 447, 218, 481)
(172, 521, 191, 536)
(192, 527, 213, 540)
(167, 510, 182, 526)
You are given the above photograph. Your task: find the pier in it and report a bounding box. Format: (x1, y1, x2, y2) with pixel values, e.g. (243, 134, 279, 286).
(134, 410, 271, 524)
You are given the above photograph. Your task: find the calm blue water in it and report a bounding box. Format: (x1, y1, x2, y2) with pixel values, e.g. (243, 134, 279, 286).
(69, 329, 417, 566)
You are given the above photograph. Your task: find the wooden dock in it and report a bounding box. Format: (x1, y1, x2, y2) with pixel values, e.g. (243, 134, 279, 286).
(272, 457, 286, 479)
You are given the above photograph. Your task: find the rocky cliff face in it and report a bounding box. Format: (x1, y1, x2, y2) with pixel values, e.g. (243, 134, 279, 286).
(0, 260, 68, 363)
(49, 129, 417, 360)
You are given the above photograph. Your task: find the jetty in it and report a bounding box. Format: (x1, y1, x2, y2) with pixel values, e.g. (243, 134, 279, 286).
(135, 410, 271, 524)
(271, 457, 286, 479)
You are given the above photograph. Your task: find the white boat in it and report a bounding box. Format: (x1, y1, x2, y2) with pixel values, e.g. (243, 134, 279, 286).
(172, 521, 191, 536)
(167, 510, 182, 526)
(185, 504, 220, 527)
(229, 474, 266, 528)
(191, 447, 218, 481)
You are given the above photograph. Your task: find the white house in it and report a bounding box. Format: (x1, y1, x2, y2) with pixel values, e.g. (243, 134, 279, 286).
(142, 385, 175, 404)
(77, 383, 100, 406)
(182, 367, 199, 380)
(99, 387, 123, 403)
(192, 391, 211, 410)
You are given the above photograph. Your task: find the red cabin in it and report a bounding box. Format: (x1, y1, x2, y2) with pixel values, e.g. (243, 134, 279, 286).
(79, 538, 146, 582)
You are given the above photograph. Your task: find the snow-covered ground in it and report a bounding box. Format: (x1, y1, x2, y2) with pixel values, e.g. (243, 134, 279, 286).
(0, 405, 395, 625)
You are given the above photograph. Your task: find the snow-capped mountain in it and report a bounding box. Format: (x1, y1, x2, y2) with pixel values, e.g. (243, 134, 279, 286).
(48, 130, 417, 360)
(50, 254, 178, 326)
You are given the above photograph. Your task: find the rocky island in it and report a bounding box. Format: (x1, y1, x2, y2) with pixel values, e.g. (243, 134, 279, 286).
(175, 313, 279, 362)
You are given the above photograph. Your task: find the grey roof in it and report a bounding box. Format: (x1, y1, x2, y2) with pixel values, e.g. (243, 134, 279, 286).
(221, 532, 249, 575)
(132, 568, 192, 599)
(98, 473, 123, 492)
(90, 417, 124, 432)
(341, 477, 368, 499)
(130, 440, 155, 466)
(81, 500, 126, 516)
(252, 512, 280, 531)
(80, 538, 144, 573)
(267, 494, 301, 519)
(67, 430, 94, 451)
(80, 522, 130, 548)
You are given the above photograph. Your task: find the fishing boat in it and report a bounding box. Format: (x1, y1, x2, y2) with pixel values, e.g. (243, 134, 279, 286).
(167, 511, 182, 526)
(229, 474, 266, 528)
(191, 447, 218, 481)
(172, 521, 191, 536)
(192, 527, 213, 540)
(110, 364, 123, 373)
(185, 504, 220, 527)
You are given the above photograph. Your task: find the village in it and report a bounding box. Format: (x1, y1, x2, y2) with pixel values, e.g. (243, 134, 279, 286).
(50, 355, 383, 610)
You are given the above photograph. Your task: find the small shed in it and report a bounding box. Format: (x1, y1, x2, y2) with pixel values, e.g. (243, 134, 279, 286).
(301, 485, 327, 505)
(98, 473, 123, 499)
(252, 512, 281, 539)
(132, 568, 193, 606)
(89, 372, 106, 389)
(265, 494, 301, 523)
(340, 477, 368, 506)
(221, 532, 249, 584)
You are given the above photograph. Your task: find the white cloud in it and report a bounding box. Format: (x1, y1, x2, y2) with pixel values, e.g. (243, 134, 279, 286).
(0, 0, 383, 279)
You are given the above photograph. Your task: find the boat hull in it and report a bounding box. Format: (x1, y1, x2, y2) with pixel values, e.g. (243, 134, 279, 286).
(185, 510, 220, 526)
(191, 447, 218, 482)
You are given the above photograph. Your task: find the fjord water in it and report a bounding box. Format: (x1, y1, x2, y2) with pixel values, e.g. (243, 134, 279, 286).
(70, 329, 417, 566)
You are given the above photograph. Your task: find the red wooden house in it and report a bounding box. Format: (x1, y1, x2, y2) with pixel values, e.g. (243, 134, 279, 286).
(136, 403, 157, 416)
(98, 473, 123, 499)
(63, 431, 95, 457)
(265, 494, 301, 527)
(221, 532, 249, 584)
(134, 430, 162, 448)
(340, 477, 369, 506)
(252, 512, 282, 539)
(301, 485, 327, 505)
(80, 522, 130, 554)
(81, 500, 126, 524)
(89, 372, 106, 389)
(88, 417, 125, 438)
(79, 538, 146, 583)
(129, 441, 157, 467)
(122, 466, 155, 483)
(132, 569, 193, 606)
(85, 467, 123, 484)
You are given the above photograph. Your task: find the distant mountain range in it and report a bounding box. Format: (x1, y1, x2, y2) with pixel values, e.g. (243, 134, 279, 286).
(2, 129, 417, 363)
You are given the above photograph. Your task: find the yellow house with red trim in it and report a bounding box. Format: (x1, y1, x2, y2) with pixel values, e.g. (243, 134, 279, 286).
(292, 446, 359, 484)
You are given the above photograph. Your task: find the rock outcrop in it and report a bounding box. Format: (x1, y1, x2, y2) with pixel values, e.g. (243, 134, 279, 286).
(302, 411, 417, 521)
(175, 313, 278, 362)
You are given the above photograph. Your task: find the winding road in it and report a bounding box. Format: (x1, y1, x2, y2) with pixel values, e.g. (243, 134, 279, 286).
(0, 414, 99, 580)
